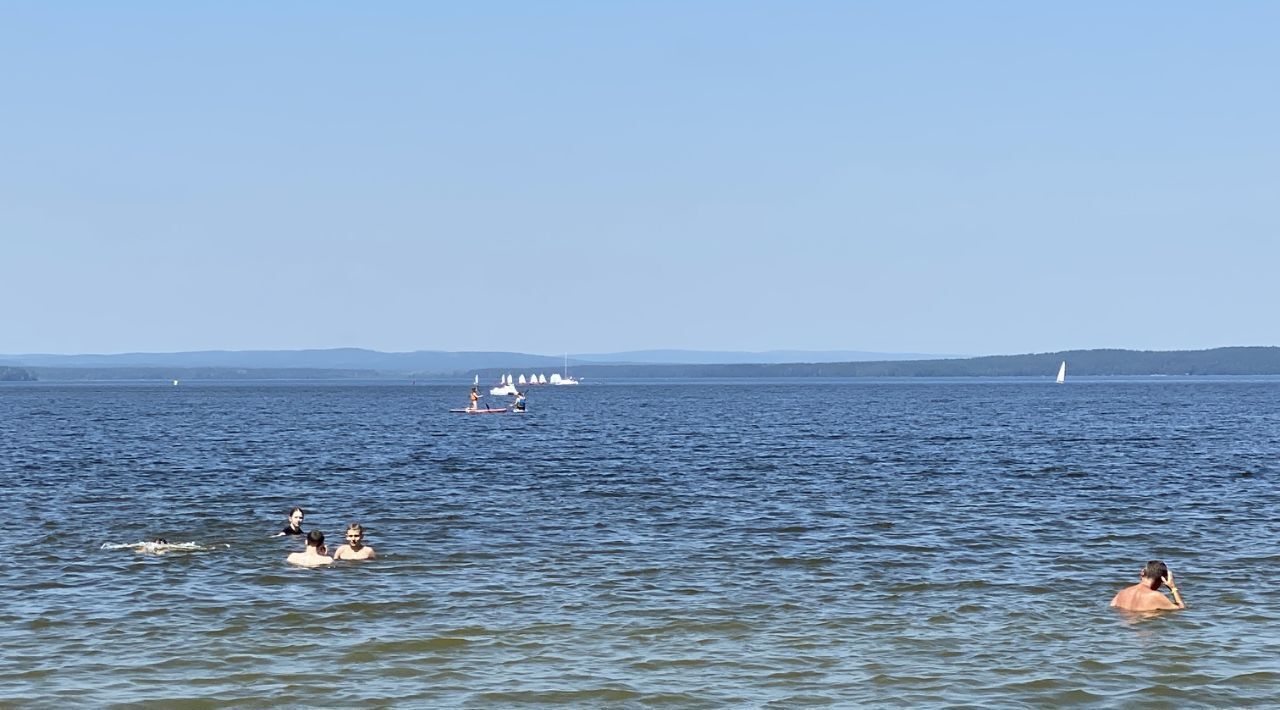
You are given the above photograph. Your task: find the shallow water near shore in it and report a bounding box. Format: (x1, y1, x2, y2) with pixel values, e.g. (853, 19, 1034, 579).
(3, 379, 1279, 706)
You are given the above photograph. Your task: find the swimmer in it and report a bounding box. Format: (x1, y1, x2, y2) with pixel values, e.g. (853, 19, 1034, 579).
(101, 539, 219, 555)
(286, 530, 333, 567)
(1110, 560, 1186, 611)
(274, 507, 306, 537)
(136, 538, 172, 554)
(332, 523, 376, 561)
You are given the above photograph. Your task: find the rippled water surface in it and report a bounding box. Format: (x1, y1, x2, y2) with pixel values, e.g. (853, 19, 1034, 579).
(3, 379, 1280, 707)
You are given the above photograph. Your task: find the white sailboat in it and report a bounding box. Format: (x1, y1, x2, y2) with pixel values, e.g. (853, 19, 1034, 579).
(490, 373, 518, 396)
(518, 374, 527, 385)
(1056, 361, 1066, 384)
(538, 374, 547, 385)
(555, 354, 579, 385)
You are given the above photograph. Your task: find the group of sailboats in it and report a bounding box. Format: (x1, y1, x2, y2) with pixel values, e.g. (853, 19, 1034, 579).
(455, 361, 578, 414)
(487, 370, 578, 394)
(489, 355, 579, 392)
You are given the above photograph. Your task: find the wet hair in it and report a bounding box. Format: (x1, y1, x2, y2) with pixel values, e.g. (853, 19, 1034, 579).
(346, 523, 364, 535)
(306, 530, 325, 548)
(1142, 560, 1168, 589)
(289, 507, 305, 518)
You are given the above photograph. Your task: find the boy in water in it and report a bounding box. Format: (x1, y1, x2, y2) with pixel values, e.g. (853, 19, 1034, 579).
(332, 523, 377, 561)
(1110, 560, 1185, 611)
(287, 530, 334, 567)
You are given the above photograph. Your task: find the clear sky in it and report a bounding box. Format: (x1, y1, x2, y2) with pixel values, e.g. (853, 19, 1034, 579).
(3, 2, 1276, 356)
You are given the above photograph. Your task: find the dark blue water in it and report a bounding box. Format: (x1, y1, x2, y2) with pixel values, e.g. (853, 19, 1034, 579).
(3, 379, 1279, 706)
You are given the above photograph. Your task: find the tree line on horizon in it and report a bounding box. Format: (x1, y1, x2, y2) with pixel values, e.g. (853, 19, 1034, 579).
(553, 346, 1280, 379)
(0, 366, 36, 381)
(7, 347, 1280, 381)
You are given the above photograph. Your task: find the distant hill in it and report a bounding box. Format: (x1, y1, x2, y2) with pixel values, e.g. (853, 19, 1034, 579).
(25, 366, 378, 382)
(0, 347, 952, 373)
(2, 348, 570, 372)
(9, 346, 1280, 381)
(571, 349, 956, 364)
(522, 346, 1280, 379)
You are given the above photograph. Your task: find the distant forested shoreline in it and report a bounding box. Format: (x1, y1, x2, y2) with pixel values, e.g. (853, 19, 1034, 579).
(555, 347, 1280, 379)
(23, 367, 379, 381)
(12, 347, 1280, 381)
(0, 366, 35, 381)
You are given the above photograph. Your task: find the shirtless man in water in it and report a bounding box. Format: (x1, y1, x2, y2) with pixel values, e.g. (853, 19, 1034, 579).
(332, 523, 376, 560)
(286, 530, 334, 567)
(1110, 560, 1186, 611)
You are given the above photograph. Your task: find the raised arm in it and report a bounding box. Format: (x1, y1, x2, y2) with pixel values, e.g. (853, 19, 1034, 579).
(1165, 569, 1186, 609)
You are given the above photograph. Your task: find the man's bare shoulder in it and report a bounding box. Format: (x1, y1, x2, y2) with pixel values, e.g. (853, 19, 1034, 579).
(287, 553, 333, 567)
(335, 545, 376, 560)
(1111, 585, 1176, 611)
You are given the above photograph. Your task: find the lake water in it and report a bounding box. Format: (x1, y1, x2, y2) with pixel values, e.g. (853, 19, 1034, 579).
(2, 379, 1279, 707)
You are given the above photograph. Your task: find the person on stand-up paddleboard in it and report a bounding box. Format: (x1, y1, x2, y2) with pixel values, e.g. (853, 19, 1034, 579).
(469, 386, 481, 411)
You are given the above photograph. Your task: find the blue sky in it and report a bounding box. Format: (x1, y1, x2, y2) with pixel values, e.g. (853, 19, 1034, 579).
(3, 2, 1276, 356)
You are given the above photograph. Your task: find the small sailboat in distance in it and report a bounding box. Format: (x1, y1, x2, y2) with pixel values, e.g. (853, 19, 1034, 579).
(555, 353, 579, 385)
(1056, 361, 1066, 384)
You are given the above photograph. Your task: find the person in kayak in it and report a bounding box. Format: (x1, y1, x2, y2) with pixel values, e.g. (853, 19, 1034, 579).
(1110, 560, 1186, 611)
(469, 386, 481, 411)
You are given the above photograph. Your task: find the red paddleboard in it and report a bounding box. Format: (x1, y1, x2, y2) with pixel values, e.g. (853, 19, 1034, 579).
(449, 408, 509, 414)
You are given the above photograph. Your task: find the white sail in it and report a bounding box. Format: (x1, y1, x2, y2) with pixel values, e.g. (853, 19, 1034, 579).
(557, 353, 579, 385)
(549, 373, 562, 384)
(538, 374, 547, 384)
(1056, 361, 1066, 384)
(518, 374, 526, 385)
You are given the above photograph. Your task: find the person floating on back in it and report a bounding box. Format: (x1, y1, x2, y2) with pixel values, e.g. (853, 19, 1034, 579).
(332, 523, 377, 561)
(287, 530, 334, 567)
(1110, 560, 1186, 611)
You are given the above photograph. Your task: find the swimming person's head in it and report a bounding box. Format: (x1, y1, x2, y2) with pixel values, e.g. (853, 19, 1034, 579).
(345, 523, 365, 548)
(287, 507, 305, 530)
(306, 530, 325, 550)
(1141, 560, 1169, 589)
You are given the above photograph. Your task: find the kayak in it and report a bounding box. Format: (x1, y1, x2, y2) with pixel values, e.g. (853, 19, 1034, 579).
(449, 408, 509, 414)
